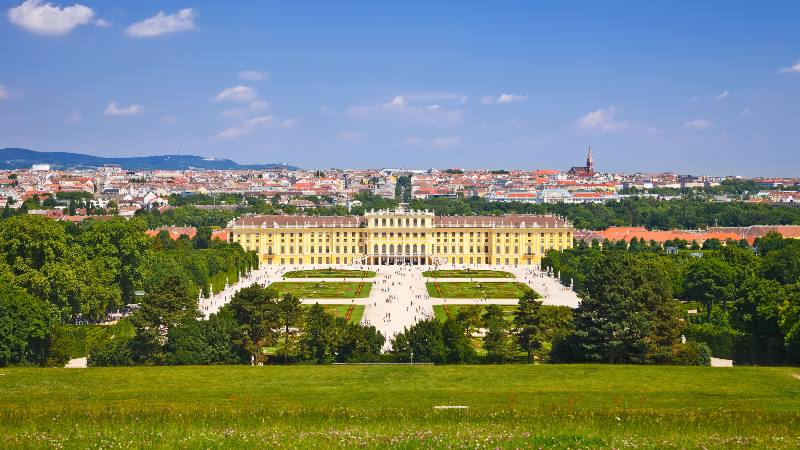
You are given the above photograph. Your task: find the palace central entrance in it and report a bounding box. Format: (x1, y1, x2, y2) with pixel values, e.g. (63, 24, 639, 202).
(366, 255, 430, 265)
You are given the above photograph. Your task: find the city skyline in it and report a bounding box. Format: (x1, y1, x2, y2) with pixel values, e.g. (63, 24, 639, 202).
(1, 1, 800, 176)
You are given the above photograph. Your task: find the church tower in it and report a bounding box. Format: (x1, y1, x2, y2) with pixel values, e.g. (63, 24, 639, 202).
(586, 146, 594, 174)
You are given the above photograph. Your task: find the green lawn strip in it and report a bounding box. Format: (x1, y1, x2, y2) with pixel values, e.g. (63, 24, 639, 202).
(426, 282, 534, 299)
(1, 365, 799, 448)
(269, 281, 372, 299)
(422, 269, 515, 278)
(283, 268, 376, 278)
(348, 305, 365, 324)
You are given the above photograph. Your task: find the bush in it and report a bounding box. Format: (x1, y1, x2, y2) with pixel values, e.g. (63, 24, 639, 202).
(684, 323, 740, 359)
(670, 342, 712, 366)
(88, 335, 134, 366)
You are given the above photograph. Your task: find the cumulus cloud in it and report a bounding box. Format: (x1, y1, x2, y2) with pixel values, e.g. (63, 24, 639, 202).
(7, 0, 94, 35)
(348, 95, 462, 125)
(779, 59, 800, 74)
(239, 70, 269, 81)
(214, 85, 258, 103)
(125, 8, 196, 37)
(481, 93, 528, 104)
(93, 18, 110, 27)
(212, 115, 295, 141)
(574, 107, 629, 132)
(104, 102, 144, 116)
(0, 84, 8, 100)
(714, 90, 729, 101)
(685, 119, 713, 130)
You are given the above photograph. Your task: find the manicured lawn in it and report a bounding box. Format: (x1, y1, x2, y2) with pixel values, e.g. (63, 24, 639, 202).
(268, 281, 372, 298)
(318, 304, 365, 324)
(432, 304, 518, 322)
(1, 365, 799, 448)
(422, 269, 514, 278)
(283, 268, 376, 278)
(426, 281, 533, 299)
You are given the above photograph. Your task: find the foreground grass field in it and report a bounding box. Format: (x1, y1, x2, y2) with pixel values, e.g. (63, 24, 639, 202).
(422, 269, 515, 278)
(269, 281, 372, 298)
(283, 268, 376, 278)
(427, 281, 533, 298)
(1, 365, 799, 448)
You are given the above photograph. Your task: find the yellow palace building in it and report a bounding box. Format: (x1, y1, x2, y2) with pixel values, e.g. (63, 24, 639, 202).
(229, 206, 573, 266)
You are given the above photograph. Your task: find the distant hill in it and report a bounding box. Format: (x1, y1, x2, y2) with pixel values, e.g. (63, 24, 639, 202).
(0, 148, 299, 171)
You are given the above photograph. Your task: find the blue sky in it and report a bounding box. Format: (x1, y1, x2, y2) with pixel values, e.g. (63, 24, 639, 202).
(1, 1, 799, 175)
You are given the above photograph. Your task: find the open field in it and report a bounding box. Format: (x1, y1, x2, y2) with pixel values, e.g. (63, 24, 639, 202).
(1, 365, 799, 448)
(432, 304, 519, 322)
(422, 269, 515, 278)
(426, 281, 533, 299)
(283, 268, 376, 278)
(269, 281, 372, 299)
(319, 304, 366, 324)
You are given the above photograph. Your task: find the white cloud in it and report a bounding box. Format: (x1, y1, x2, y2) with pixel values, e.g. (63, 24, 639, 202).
(684, 119, 713, 130)
(481, 93, 527, 104)
(0, 84, 7, 100)
(348, 95, 462, 125)
(338, 130, 365, 143)
(714, 90, 729, 101)
(7, 0, 93, 35)
(212, 115, 294, 141)
(239, 70, 269, 81)
(104, 102, 144, 116)
(220, 100, 269, 118)
(779, 59, 800, 74)
(161, 115, 177, 124)
(93, 18, 110, 27)
(402, 92, 467, 103)
(125, 8, 196, 38)
(214, 85, 258, 103)
(575, 107, 629, 132)
(64, 108, 82, 124)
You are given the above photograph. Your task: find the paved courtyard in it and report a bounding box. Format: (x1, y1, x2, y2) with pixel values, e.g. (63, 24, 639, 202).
(199, 264, 581, 350)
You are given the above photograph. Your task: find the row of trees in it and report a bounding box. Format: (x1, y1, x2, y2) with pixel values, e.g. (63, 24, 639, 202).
(90, 283, 384, 366)
(0, 215, 259, 367)
(543, 234, 800, 365)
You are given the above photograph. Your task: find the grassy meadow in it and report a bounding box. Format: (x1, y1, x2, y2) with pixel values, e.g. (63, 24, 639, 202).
(1, 365, 799, 448)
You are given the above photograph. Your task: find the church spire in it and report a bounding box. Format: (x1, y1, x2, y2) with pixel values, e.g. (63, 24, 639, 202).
(587, 146, 594, 173)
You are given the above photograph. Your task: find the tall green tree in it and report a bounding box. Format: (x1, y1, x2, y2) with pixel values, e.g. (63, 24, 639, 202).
(514, 291, 544, 363)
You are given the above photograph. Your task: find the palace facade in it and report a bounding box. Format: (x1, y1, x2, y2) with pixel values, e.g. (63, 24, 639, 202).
(229, 207, 573, 266)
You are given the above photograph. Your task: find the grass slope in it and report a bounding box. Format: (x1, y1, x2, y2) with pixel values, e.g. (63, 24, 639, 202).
(422, 269, 515, 278)
(269, 281, 372, 299)
(1, 365, 798, 448)
(319, 304, 365, 324)
(426, 281, 533, 299)
(283, 268, 376, 278)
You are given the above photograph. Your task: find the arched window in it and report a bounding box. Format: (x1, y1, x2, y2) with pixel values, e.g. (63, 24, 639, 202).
(413, 218, 418, 226)
(381, 244, 386, 254)
(390, 218, 394, 226)
(420, 244, 425, 254)
(381, 218, 386, 226)
(405, 244, 411, 254)
(413, 244, 418, 254)
(389, 244, 395, 255)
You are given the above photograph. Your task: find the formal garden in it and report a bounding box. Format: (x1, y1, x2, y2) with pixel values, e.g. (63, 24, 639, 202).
(422, 268, 515, 278)
(426, 281, 533, 298)
(283, 268, 376, 278)
(268, 281, 372, 298)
